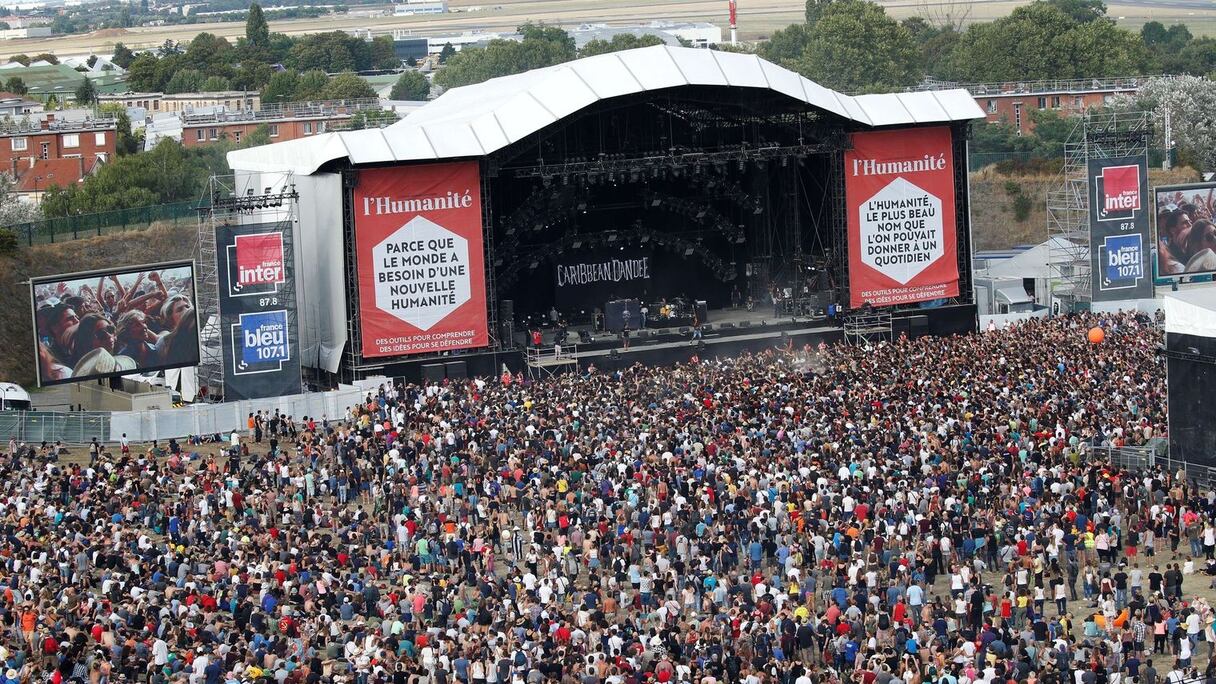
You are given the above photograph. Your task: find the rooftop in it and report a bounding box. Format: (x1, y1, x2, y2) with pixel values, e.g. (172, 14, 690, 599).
(914, 76, 1148, 97)
(180, 98, 380, 125)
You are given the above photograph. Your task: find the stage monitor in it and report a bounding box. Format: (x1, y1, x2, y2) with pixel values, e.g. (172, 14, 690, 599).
(845, 126, 960, 308)
(1155, 182, 1216, 278)
(1089, 155, 1152, 301)
(31, 260, 199, 387)
(604, 299, 641, 333)
(353, 162, 490, 358)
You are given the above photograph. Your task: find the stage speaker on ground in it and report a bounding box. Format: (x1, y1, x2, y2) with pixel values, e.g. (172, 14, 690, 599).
(739, 321, 752, 328)
(444, 361, 467, 380)
(720, 322, 735, 329)
(679, 327, 690, 334)
(658, 329, 671, 336)
(695, 300, 708, 323)
(421, 363, 445, 383)
(702, 324, 713, 332)
(500, 299, 515, 343)
(636, 330, 649, 341)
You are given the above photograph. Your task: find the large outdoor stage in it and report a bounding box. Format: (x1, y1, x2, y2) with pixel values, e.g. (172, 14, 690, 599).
(220, 45, 985, 396)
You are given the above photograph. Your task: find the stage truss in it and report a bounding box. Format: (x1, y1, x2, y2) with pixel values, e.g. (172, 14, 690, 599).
(1048, 110, 1150, 308)
(195, 172, 299, 399)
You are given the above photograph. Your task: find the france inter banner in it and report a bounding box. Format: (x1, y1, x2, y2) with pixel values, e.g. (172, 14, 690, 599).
(1089, 155, 1153, 302)
(216, 222, 303, 400)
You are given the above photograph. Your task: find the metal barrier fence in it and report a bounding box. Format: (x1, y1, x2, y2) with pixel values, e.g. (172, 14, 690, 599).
(8, 200, 199, 246)
(0, 386, 371, 444)
(1096, 442, 1216, 492)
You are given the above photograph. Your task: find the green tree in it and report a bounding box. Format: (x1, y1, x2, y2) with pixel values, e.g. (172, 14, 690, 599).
(245, 2, 270, 49)
(1045, 0, 1107, 23)
(370, 35, 400, 69)
(33, 52, 58, 64)
(200, 75, 231, 91)
(434, 25, 575, 89)
(260, 69, 300, 103)
(294, 69, 329, 100)
(438, 42, 456, 64)
(795, 0, 919, 93)
(3, 77, 26, 94)
(233, 61, 274, 91)
(287, 31, 370, 72)
(164, 68, 204, 94)
(242, 123, 271, 148)
(126, 53, 161, 91)
(758, 22, 810, 66)
(74, 76, 97, 105)
(518, 22, 576, 55)
(8, 54, 28, 66)
(99, 103, 139, 155)
(321, 72, 376, 100)
(389, 70, 429, 100)
(805, 0, 836, 26)
(185, 32, 233, 70)
(1140, 20, 1170, 48)
(578, 33, 663, 57)
(157, 39, 181, 57)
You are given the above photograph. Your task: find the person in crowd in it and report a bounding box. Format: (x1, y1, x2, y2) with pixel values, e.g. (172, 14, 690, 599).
(0, 310, 1199, 684)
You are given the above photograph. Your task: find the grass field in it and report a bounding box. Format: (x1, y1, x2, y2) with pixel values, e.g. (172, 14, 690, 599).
(4, 0, 1216, 61)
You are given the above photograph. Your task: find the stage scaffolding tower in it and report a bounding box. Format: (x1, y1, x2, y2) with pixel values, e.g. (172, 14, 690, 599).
(195, 172, 299, 400)
(1047, 110, 1150, 310)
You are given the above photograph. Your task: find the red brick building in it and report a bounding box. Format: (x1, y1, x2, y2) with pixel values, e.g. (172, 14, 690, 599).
(0, 115, 117, 201)
(179, 99, 385, 148)
(955, 77, 1143, 134)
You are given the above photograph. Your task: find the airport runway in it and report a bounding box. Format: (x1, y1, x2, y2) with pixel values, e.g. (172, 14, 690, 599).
(0, 0, 1211, 62)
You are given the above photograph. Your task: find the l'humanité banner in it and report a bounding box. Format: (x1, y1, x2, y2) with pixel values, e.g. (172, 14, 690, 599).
(845, 126, 960, 308)
(353, 162, 489, 358)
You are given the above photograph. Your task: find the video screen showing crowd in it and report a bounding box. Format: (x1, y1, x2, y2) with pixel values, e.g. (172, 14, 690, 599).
(31, 262, 200, 386)
(1156, 183, 1216, 277)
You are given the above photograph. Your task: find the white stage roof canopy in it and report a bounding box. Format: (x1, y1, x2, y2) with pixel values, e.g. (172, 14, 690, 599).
(228, 45, 985, 175)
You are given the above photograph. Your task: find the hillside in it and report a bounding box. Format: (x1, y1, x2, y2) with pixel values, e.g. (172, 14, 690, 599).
(968, 166, 1203, 251)
(0, 223, 195, 387)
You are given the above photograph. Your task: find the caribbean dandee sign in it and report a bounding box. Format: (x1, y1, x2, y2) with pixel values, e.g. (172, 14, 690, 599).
(845, 126, 960, 308)
(216, 221, 302, 400)
(353, 162, 489, 357)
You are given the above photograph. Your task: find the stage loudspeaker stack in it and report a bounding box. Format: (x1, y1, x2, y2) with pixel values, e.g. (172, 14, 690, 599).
(702, 324, 713, 333)
(695, 300, 709, 323)
(720, 322, 735, 330)
(739, 321, 752, 328)
(499, 299, 515, 345)
(444, 361, 467, 380)
(421, 363, 445, 383)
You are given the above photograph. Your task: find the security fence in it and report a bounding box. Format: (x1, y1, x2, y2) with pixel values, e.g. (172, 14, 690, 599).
(0, 385, 371, 444)
(8, 200, 199, 245)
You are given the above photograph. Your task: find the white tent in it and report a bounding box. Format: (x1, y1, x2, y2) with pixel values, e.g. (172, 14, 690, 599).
(228, 45, 984, 174)
(1165, 288, 1216, 339)
(982, 237, 1079, 280)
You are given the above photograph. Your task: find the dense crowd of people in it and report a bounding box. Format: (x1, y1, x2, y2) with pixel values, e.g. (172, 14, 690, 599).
(4, 310, 1210, 684)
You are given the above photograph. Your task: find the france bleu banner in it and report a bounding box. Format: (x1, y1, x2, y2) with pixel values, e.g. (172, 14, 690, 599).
(216, 222, 302, 400)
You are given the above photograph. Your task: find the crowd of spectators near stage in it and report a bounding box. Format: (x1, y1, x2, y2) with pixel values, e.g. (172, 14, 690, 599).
(3, 310, 1210, 684)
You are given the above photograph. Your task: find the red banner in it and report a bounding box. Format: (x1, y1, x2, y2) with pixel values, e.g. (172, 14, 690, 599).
(353, 162, 489, 357)
(845, 126, 959, 308)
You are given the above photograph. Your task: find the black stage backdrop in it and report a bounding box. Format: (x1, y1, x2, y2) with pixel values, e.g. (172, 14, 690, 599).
(554, 247, 653, 310)
(1167, 331, 1216, 467)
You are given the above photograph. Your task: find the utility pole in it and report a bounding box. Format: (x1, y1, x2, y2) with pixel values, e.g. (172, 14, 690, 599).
(729, 0, 737, 46)
(1163, 107, 1173, 171)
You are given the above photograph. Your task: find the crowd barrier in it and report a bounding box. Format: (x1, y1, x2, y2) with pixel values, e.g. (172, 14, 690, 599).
(0, 382, 386, 444)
